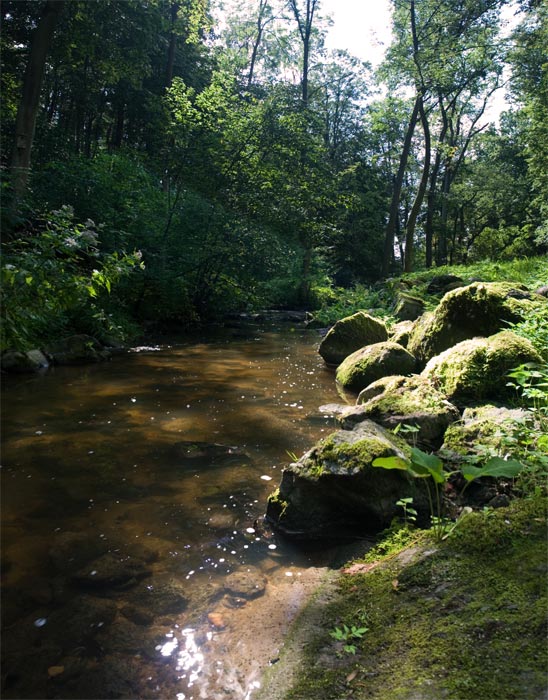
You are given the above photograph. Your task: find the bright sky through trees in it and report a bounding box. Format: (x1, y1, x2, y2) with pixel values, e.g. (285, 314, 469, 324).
(322, 0, 392, 66)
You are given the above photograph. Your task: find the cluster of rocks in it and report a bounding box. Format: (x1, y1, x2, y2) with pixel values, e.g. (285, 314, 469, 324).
(1, 334, 118, 373)
(266, 280, 546, 539)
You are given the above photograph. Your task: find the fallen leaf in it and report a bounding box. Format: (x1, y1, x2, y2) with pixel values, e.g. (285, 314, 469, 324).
(346, 670, 358, 683)
(48, 666, 64, 678)
(342, 561, 379, 575)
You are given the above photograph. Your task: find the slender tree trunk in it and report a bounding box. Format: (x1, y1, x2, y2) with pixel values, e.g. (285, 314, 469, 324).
(382, 95, 421, 276)
(166, 2, 180, 87)
(10, 0, 64, 199)
(404, 96, 431, 272)
(247, 0, 270, 88)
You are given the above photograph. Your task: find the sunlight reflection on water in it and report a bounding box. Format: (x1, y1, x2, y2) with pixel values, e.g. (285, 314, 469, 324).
(1, 326, 342, 699)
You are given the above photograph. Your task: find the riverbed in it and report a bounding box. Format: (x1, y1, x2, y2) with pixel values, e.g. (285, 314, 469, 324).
(1, 322, 345, 699)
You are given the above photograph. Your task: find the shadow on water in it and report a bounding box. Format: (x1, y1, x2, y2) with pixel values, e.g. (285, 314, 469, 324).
(1, 324, 354, 700)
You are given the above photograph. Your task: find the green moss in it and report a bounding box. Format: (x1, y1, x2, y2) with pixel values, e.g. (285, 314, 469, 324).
(275, 496, 548, 700)
(336, 342, 416, 393)
(319, 311, 388, 365)
(422, 331, 542, 403)
(408, 282, 545, 366)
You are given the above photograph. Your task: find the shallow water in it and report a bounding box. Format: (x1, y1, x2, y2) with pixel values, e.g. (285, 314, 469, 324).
(1, 323, 344, 699)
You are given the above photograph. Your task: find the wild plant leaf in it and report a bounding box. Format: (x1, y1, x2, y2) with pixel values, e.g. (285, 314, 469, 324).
(372, 456, 410, 471)
(409, 448, 446, 483)
(461, 457, 523, 483)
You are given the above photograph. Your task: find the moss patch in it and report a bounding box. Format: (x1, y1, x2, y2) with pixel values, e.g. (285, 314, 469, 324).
(319, 312, 388, 366)
(336, 342, 416, 393)
(408, 282, 546, 366)
(267, 497, 547, 700)
(422, 331, 542, 403)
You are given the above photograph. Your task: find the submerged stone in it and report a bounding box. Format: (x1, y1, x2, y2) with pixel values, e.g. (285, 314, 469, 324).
(266, 420, 425, 539)
(335, 341, 416, 394)
(421, 330, 543, 404)
(318, 312, 388, 366)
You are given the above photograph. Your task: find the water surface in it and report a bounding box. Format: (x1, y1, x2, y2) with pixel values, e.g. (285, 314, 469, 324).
(1, 323, 343, 699)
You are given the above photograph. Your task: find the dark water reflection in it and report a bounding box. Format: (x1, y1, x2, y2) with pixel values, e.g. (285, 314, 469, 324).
(1, 324, 343, 699)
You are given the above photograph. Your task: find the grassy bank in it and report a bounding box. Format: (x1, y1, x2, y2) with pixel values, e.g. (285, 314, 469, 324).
(260, 496, 547, 700)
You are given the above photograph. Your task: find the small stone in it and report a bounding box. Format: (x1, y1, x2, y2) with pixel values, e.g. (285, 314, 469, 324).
(207, 612, 226, 629)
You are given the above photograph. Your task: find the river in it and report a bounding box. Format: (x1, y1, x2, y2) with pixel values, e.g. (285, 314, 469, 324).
(1, 322, 344, 699)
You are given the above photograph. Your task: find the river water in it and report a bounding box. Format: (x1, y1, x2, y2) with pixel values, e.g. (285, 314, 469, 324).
(1, 322, 344, 699)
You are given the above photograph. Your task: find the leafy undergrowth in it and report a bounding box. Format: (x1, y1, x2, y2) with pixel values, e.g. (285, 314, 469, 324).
(273, 496, 547, 700)
(312, 256, 547, 327)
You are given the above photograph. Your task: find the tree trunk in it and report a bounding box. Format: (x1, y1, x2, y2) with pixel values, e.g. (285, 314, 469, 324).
(10, 0, 64, 200)
(404, 95, 431, 273)
(381, 95, 421, 276)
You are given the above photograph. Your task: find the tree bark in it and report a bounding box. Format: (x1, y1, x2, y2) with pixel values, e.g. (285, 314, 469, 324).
(381, 95, 421, 276)
(10, 0, 64, 199)
(404, 95, 431, 272)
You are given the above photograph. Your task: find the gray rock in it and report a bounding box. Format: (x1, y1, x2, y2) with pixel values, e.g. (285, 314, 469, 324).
(1, 349, 49, 373)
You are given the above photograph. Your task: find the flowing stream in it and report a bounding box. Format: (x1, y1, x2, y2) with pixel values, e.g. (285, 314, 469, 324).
(1, 321, 344, 699)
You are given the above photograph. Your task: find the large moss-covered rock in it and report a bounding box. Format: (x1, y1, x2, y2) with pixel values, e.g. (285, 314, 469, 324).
(265, 421, 425, 539)
(408, 282, 544, 366)
(318, 312, 388, 366)
(390, 320, 415, 348)
(336, 341, 416, 394)
(421, 330, 543, 403)
(392, 293, 425, 321)
(338, 375, 460, 449)
(441, 404, 540, 461)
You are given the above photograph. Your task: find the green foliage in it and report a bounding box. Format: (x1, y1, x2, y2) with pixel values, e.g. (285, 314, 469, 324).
(0, 206, 142, 351)
(373, 446, 525, 540)
(396, 496, 417, 527)
(329, 622, 368, 655)
(506, 306, 548, 361)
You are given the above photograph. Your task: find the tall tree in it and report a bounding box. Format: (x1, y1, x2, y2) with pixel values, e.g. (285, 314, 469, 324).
(10, 0, 64, 199)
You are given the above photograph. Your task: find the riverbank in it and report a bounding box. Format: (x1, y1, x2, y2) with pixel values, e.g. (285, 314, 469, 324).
(257, 495, 547, 700)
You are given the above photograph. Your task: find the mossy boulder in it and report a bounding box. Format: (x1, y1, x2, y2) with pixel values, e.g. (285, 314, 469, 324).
(390, 320, 414, 348)
(338, 375, 460, 449)
(408, 282, 544, 366)
(265, 421, 426, 539)
(318, 312, 388, 366)
(392, 293, 425, 321)
(335, 341, 416, 394)
(421, 330, 543, 404)
(441, 404, 540, 460)
(426, 273, 465, 295)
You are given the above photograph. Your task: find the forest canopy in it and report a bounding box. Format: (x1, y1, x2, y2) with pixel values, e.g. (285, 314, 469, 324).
(1, 0, 547, 350)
